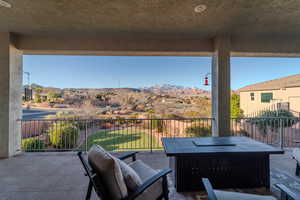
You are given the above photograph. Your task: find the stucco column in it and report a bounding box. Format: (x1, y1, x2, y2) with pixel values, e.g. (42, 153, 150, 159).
(211, 36, 231, 136)
(0, 33, 23, 158)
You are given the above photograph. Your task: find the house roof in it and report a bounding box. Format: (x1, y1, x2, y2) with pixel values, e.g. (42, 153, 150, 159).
(238, 74, 300, 92)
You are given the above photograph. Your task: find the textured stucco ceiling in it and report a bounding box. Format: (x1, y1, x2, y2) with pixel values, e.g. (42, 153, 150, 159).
(1, 0, 300, 39)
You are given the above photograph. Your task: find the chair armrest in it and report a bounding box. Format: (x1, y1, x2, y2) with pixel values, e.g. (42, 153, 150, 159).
(202, 178, 218, 200)
(125, 169, 172, 200)
(118, 152, 138, 161)
(275, 184, 300, 200)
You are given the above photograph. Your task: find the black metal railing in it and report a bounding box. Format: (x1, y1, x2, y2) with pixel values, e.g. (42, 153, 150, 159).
(231, 117, 300, 148)
(20, 118, 213, 152)
(20, 117, 300, 152)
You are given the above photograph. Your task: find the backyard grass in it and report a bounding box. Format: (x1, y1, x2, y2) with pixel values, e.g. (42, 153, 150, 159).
(82, 128, 162, 151)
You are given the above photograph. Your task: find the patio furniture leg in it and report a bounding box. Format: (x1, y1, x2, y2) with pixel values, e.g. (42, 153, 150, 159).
(296, 163, 300, 176)
(265, 157, 271, 190)
(86, 180, 93, 200)
(162, 175, 169, 200)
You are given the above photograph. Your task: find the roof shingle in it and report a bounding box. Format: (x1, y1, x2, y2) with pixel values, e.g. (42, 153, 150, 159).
(238, 74, 300, 92)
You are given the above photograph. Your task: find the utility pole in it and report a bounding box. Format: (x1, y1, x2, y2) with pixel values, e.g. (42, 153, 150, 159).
(23, 71, 31, 101)
(23, 71, 30, 86)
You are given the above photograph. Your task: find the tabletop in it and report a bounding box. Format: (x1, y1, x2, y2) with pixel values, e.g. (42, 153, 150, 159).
(162, 136, 284, 156)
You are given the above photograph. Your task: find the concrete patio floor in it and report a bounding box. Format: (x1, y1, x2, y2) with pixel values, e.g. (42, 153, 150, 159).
(0, 150, 300, 200)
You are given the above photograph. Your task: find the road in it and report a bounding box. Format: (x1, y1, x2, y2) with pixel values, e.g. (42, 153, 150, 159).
(22, 109, 57, 120)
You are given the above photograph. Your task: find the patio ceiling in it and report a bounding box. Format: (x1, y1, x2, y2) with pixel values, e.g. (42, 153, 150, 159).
(1, 0, 300, 56)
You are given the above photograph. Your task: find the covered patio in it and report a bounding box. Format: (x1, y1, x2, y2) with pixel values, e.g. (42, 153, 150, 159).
(0, 150, 300, 199)
(1, 0, 300, 199)
(3, 0, 300, 158)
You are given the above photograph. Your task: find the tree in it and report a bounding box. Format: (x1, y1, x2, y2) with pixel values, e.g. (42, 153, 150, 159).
(34, 88, 42, 94)
(231, 93, 243, 118)
(147, 109, 155, 115)
(47, 91, 60, 102)
(34, 88, 42, 103)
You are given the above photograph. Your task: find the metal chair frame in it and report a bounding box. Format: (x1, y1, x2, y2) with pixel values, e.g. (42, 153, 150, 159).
(78, 151, 171, 200)
(202, 178, 300, 200)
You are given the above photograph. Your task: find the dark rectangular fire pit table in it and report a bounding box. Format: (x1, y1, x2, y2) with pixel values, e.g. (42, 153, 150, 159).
(162, 136, 284, 192)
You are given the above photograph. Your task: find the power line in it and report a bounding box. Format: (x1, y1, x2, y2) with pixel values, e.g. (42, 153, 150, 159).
(23, 71, 30, 86)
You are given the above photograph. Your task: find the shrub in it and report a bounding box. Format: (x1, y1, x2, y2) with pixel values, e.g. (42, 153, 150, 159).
(100, 122, 113, 129)
(49, 122, 79, 148)
(151, 119, 165, 132)
(115, 116, 127, 125)
(35, 97, 42, 103)
(143, 118, 165, 132)
(249, 110, 297, 136)
(186, 125, 211, 137)
(21, 138, 45, 152)
(53, 115, 91, 130)
(183, 111, 201, 118)
(233, 129, 249, 137)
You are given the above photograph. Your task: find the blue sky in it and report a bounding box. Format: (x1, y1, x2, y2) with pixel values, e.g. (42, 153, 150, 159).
(23, 55, 300, 90)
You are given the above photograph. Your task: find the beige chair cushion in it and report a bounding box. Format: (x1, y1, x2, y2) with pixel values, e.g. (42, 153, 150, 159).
(214, 190, 277, 200)
(118, 159, 143, 192)
(88, 145, 128, 200)
(129, 160, 163, 200)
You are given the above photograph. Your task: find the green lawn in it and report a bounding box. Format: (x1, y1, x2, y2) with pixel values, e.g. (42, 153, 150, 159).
(82, 128, 162, 151)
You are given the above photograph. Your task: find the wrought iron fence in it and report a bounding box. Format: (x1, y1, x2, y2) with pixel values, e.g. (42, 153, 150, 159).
(20, 118, 213, 152)
(20, 117, 300, 152)
(231, 117, 300, 147)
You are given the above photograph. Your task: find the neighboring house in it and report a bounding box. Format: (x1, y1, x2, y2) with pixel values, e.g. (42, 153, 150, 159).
(23, 87, 32, 101)
(238, 74, 300, 116)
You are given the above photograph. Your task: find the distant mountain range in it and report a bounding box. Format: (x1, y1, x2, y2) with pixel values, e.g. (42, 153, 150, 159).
(143, 84, 186, 91)
(142, 84, 210, 97)
(25, 83, 211, 97)
(24, 83, 60, 90)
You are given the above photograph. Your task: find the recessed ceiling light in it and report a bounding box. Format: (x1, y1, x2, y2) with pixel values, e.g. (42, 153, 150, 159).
(194, 4, 207, 13)
(0, 0, 12, 8)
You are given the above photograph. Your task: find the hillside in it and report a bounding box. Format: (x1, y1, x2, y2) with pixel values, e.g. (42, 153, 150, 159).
(142, 84, 211, 97)
(24, 84, 212, 118)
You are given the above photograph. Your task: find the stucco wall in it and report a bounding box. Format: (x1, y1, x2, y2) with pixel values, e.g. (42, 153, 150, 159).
(240, 87, 300, 116)
(0, 33, 22, 158)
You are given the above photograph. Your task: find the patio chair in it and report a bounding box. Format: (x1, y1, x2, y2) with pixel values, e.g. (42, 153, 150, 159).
(202, 178, 300, 200)
(292, 148, 300, 176)
(78, 145, 171, 200)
